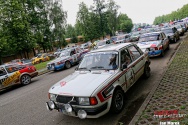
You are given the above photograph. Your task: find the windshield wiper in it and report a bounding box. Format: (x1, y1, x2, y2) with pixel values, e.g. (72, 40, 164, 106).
(78, 67, 91, 72)
(78, 67, 88, 70)
(90, 66, 104, 70)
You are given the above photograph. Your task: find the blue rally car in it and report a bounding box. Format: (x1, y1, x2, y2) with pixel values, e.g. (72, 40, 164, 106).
(137, 32, 170, 57)
(47, 47, 88, 71)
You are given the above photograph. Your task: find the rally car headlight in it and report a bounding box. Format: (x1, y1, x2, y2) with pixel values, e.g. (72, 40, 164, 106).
(170, 35, 174, 38)
(78, 97, 90, 105)
(49, 93, 56, 101)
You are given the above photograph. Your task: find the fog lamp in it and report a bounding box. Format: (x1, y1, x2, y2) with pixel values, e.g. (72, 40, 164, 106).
(78, 110, 87, 119)
(49, 101, 55, 109)
(64, 104, 72, 113)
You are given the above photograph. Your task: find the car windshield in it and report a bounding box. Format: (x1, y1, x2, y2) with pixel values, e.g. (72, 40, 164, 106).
(132, 32, 140, 36)
(37, 54, 42, 58)
(139, 35, 159, 42)
(78, 52, 118, 70)
(111, 37, 118, 41)
(162, 29, 173, 34)
(175, 25, 181, 29)
(58, 51, 70, 57)
(97, 41, 105, 46)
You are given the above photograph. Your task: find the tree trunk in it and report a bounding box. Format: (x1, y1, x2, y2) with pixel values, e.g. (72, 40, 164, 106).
(33, 48, 36, 56)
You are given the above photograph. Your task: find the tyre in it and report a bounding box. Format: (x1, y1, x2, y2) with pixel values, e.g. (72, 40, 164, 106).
(65, 61, 71, 69)
(167, 43, 170, 50)
(174, 37, 177, 43)
(160, 49, 165, 57)
(110, 89, 125, 114)
(21, 75, 31, 85)
(144, 63, 151, 78)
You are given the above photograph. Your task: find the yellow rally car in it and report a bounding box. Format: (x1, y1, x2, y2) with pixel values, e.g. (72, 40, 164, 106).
(32, 53, 50, 64)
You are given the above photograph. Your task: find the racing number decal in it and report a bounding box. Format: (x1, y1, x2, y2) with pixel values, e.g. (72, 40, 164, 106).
(2, 71, 21, 86)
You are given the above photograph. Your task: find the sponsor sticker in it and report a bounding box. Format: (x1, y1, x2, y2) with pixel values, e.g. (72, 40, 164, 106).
(2, 71, 21, 86)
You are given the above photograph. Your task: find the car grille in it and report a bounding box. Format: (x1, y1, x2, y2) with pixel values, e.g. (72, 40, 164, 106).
(56, 96, 78, 104)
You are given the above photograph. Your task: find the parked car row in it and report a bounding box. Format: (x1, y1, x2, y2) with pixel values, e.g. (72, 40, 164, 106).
(2, 18, 187, 120)
(45, 19, 188, 119)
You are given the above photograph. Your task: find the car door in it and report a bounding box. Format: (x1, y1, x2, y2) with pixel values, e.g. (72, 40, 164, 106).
(0, 67, 9, 88)
(127, 45, 145, 82)
(162, 32, 169, 50)
(159, 33, 166, 49)
(119, 48, 134, 91)
(4, 65, 20, 86)
(71, 49, 78, 63)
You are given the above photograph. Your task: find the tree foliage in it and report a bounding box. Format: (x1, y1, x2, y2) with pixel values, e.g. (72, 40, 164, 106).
(153, 4, 188, 25)
(75, 0, 133, 42)
(0, 0, 67, 59)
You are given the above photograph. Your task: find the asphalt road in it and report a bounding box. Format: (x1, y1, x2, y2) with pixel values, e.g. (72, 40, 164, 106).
(0, 33, 186, 125)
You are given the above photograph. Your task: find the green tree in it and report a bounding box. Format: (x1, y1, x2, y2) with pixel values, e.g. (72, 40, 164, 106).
(49, 1, 67, 49)
(117, 13, 133, 33)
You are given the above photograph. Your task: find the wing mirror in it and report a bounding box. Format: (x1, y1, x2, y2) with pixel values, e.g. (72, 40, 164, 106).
(121, 64, 127, 70)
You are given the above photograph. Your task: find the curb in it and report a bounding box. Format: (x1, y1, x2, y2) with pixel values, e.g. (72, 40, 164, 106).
(38, 69, 51, 76)
(128, 37, 186, 125)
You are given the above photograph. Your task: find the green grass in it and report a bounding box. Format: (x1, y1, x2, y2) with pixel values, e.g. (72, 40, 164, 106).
(34, 60, 52, 71)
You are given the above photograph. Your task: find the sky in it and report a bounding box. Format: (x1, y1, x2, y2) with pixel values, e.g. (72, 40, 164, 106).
(62, 0, 188, 25)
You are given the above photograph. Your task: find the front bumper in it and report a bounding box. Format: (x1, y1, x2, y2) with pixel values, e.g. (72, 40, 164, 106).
(46, 101, 108, 118)
(148, 50, 162, 57)
(47, 64, 65, 71)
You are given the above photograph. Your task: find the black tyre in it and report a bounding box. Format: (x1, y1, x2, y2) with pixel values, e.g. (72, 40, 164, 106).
(65, 61, 71, 69)
(174, 37, 177, 43)
(21, 75, 31, 85)
(144, 63, 151, 78)
(160, 49, 165, 57)
(110, 89, 125, 114)
(167, 43, 170, 50)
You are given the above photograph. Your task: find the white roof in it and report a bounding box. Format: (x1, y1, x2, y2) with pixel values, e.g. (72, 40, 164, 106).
(91, 43, 133, 52)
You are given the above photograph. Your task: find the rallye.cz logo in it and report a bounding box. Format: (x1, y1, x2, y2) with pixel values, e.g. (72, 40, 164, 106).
(154, 109, 187, 125)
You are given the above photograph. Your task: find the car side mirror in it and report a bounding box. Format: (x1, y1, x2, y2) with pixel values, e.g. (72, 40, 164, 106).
(121, 64, 127, 70)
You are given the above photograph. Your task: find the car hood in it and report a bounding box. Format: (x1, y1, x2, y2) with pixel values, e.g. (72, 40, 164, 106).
(48, 56, 70, 64)
(49, 71, 115, 96)
(137, 41, 161, 51)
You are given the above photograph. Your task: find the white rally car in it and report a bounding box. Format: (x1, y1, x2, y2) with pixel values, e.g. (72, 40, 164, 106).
(46, 43, 151, 119)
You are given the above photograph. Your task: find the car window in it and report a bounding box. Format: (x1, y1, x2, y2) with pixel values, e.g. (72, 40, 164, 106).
(162, 33, 166, 39)
(158, 34, 163, 40)
(120, 49, 132, 67)
(0, 67, 7, 76)
(79, 52, 118, 70)
(17, 65, 26, 70)
(5, 66, 18, 73)
(127, 45, 141, 61)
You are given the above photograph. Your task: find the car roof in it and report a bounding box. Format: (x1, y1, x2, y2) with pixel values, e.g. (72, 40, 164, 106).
(140, 32, 161, 37)
(161, 27, 173, 30)
(0, 63, 20, 67)
(90, 43, 132, 53)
